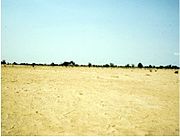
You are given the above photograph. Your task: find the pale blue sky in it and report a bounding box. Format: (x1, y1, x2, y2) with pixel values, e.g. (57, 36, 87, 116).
(2, 0, 179, 66)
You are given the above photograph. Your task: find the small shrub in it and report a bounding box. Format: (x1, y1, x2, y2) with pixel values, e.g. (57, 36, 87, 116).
(174, 71, 178, 74)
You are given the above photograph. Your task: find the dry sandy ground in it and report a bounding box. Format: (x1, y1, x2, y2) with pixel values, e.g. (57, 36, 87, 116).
(1, 65, 179, 135)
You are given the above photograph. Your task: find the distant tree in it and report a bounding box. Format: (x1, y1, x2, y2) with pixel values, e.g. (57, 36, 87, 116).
(20, 63, 25, 65)
(61, 62, 67, 66)
(13, 62, 18, 65)
(138, 63, 143, 68)
(149, 65, 152, 68)
(165, 65, 171, 69)
(103, 64, 109, 67)
(50, 62, 55, 66)
(110, 63, 114, 67)
(125, 64, 130, 68)
(88, 63, 92, 67)
(61, 61, 75, 67)
(32, 63, 36, 67)
(1, 60, 6, 64)
(69, 61, 75, 66)
(172, 65, 179, 69)
(131, 64, 135, 68)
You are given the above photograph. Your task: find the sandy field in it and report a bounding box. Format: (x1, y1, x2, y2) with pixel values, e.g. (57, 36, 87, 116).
(1, 65, 179, 135)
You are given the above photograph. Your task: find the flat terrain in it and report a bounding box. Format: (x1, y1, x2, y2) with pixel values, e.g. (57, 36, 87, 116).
(1, 65, 179, 135)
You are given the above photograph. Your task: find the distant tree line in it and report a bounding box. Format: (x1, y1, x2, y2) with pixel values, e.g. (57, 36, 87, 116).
(1, 60, 179, 69)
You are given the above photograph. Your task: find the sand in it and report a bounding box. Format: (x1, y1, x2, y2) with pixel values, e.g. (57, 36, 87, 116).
(1, 65, 179, 135)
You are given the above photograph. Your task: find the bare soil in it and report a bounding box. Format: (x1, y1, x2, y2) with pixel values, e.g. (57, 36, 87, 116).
(1, 65, 179, 135)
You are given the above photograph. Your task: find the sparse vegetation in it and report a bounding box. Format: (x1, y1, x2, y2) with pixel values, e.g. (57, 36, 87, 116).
(1, 60, 179, 69)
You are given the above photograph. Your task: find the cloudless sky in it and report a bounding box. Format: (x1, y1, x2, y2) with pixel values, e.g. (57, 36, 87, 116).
(1, 0, 179, 66)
